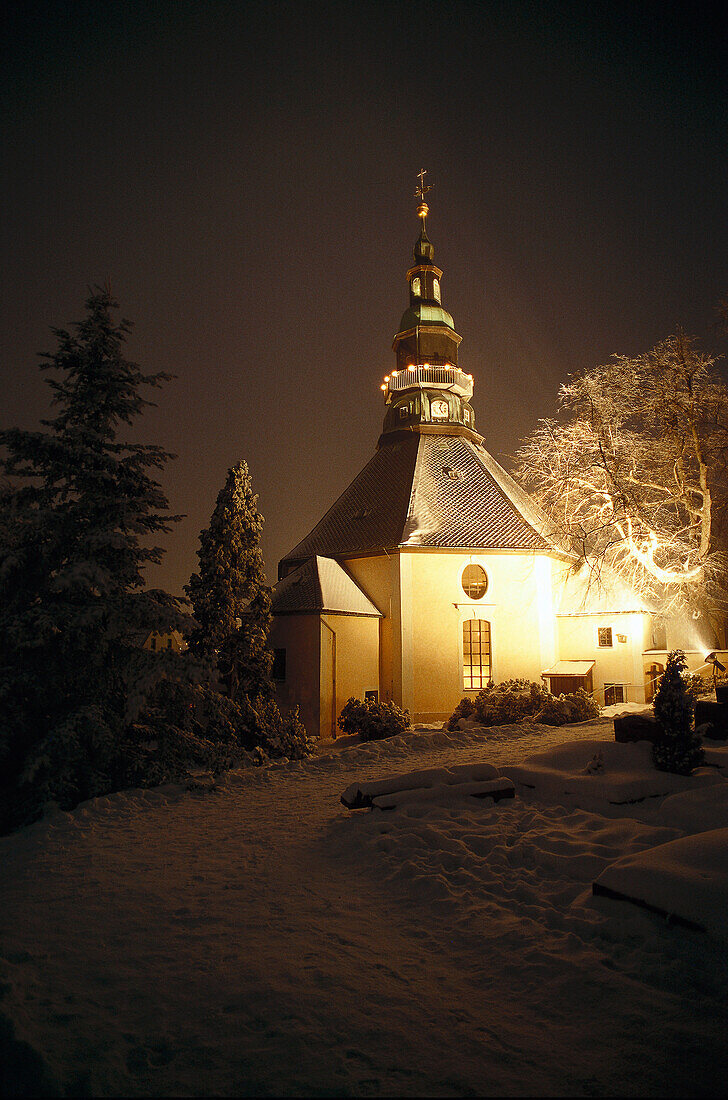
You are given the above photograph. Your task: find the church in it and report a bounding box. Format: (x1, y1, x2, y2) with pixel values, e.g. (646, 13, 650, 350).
(270, 185, 680, 739)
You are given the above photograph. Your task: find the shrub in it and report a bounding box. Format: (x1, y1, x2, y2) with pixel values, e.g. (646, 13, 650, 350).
(338, 697, 410, 742)
(533, 690, 601, 726)
(447, 679, 600, 731)
(652, 650, 705, 775)
(446, 696, 475, 731)
(253, 698, 316, 760)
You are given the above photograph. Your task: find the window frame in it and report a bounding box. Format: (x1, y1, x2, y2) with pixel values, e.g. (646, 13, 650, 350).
(461, 563, 488, 601)
(597, 626, 614, 648)
(604, 683, 625, 706)
(462, 618, 492, 691)
(272, 648, 287, 682)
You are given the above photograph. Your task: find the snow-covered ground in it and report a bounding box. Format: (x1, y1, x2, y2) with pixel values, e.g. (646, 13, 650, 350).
(2, 717, 727, 1097)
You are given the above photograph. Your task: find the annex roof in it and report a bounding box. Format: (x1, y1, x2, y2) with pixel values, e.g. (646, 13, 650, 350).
(280, 433, 558, 571)
(556, 565, 652, 616)
(272, 555, 381, 616)
(542, 660, 595, 677)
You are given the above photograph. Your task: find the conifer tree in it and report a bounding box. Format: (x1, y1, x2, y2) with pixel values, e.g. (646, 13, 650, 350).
(185, 461, 273, 703)
(0, 288, 185, 828)
(652, 649, 705, 775)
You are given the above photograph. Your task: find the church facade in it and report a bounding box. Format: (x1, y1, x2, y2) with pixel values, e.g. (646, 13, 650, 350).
(270, 195, 687, 739)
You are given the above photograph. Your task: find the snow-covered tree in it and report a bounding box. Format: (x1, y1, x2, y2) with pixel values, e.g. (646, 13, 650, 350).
(185, 462, 273, 703)
(516, 333, 728, 638)
(0, 288, 185, 829)
(652, 649, 704, 774)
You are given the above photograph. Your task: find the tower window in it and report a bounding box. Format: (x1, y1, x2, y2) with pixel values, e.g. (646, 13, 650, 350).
(412, 276, 421, 297)
(461, 564, 488, 599)
(463, 619, 491, 689)
(433, 278, 441, 302)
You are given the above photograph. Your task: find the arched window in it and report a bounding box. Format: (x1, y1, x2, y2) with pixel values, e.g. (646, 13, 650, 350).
(463, 619, 491, 689)
(412, 276, 421, 297)
(433, 277, 441, 302)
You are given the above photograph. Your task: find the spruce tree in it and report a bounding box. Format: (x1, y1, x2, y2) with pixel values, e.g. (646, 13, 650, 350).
(652, 649, 705, 774)
(0, 288, 184, 828)
(185, 461, 273, 703)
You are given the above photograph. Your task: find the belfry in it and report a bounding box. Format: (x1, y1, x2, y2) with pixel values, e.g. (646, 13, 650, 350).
(271, 176, 668, 738)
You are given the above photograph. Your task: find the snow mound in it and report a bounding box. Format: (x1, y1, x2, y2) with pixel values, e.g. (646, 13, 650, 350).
(502, 738, 725, 816)
(703, 741, 728, 771)
(600, 701, 652, 719)
(593, 827, 728, 937)
(656, 782, 728, 834)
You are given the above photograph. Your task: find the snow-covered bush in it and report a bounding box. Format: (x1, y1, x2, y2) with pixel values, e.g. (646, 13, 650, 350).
(652, 650, 704, 775)
(447, 679, 599, 730)
(533, 690, 601, 726)
(338, 697, 410, 741)
(252, 698, 316, 760)
(446, 696, 475, 730)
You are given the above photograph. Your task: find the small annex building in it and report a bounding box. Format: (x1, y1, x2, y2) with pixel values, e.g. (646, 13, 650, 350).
(270, 191, 703, 739)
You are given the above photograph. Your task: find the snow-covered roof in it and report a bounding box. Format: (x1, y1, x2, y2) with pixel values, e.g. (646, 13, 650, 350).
(557, 564, 652, 616)
(542, 661, 595, 677)
(280, 433, 565, 570)
(272, 555, 381, 616)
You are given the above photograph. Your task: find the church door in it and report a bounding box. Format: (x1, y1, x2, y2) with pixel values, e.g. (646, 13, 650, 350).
(320, 620, 336, 739)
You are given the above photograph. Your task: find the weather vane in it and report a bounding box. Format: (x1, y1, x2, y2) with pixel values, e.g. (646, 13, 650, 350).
(415, 168, 433, 219)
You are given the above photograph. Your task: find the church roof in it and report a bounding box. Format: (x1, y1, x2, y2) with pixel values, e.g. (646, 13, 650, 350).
(272, 555, 381, 616)
(280, 433, 558, 572)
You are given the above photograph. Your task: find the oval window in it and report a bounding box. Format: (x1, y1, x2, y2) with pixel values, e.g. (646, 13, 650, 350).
(461, 563, 488, 599)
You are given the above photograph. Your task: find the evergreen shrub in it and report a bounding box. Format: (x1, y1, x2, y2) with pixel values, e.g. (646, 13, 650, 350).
(338, 697, 410, 742)
(533, 689, 601, 726)
(652, 650, 705, 775)
(447, 679, 600, 730)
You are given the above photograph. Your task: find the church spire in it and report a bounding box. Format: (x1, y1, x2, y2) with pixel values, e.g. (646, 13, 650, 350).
(378, 174, 477, 443)
(414, 169, 435, 264)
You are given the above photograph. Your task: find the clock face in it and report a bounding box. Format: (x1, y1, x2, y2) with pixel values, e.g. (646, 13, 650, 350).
(431, 399, 449, 420)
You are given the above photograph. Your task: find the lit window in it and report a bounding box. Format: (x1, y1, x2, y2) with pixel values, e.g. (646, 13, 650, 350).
(462, 564, 488, 599)
(604, 684, 625, 706)
(398, 405, 409, 420)
(433, 278, 441, 302)
(412, 276, 421, 297)
(598, 627, 613, 647)
(463, 619, 491, 689)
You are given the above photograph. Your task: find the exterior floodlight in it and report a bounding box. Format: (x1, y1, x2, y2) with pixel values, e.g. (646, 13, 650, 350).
(706, 651, 727, 693)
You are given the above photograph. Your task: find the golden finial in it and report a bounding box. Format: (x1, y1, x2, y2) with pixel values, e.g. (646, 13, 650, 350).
(415, 168, 433, 218)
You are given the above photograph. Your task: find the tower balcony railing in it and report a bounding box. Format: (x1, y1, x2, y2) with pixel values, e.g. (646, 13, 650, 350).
(385, 364, 473, 400)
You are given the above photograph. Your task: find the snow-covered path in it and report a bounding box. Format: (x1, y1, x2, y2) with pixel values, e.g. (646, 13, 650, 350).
(2, 721, 727, 1096)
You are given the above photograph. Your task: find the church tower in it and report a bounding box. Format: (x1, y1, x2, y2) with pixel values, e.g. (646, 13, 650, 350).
(381, 178, 476, 441)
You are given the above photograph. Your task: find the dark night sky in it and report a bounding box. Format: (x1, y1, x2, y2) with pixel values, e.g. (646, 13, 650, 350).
(2, 0, 727, 595)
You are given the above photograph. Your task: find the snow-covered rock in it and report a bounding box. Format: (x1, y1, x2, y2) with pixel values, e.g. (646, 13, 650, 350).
(502, 738, 725, 815)
(341, 761, 502, 808)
